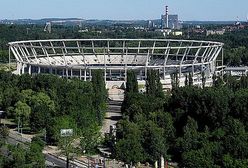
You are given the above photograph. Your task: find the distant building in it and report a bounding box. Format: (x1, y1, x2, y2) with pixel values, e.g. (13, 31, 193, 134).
(147, 20, 155, 29)
(224, 67, 248, 76)
(172, 31, 183, 36)
(78, 29, 89, 33)
(161, 14, 182, 30)
(196, 25, 201, 29)
(206, 29, 225, 36)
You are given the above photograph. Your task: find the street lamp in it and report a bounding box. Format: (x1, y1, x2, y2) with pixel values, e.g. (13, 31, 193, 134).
(60, 129, 73, 168)
(83, 150, 90, 168)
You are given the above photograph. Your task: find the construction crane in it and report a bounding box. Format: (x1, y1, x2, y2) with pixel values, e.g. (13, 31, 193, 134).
(235, 16, 241, 25)
(44, 22, 52, 33)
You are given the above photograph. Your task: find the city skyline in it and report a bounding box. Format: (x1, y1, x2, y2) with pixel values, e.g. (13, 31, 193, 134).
(0, 0, 248, 21)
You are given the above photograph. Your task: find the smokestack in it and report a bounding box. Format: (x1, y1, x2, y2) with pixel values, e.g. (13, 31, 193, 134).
(165, 5, 169, 28)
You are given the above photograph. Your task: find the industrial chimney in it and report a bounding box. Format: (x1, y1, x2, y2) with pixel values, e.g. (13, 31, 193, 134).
(165, 5, 169, 28)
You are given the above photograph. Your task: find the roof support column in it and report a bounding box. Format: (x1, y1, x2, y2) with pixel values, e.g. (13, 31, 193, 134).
(84, 68, 87, 81)
(192, 43, 203, 76)
(163, 67, 166, 80)
(179, 47, 189, 78)
(16, 62, 22, 75)
(79, 68, 82, 80)
(125, 47, 128, 83)
(221, 48, 224, 79)
(38, 67, 41, 74)
(28, 64, 31, 75)
(145, 49, 150, 80)
(145, 67, 147, 80)
(104, 68, 107, 84)
(163, 41, 171, 80)
(22, 64, 25, 74)
(104, 48, 107, 84)
(8, 47, 11, 71)
(66, 68, 68, 79)
(125, 67, 127, 83)
(89, 69, 92, 81)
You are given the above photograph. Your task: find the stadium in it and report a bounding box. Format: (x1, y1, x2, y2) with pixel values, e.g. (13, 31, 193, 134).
(8, 39, 223, 89)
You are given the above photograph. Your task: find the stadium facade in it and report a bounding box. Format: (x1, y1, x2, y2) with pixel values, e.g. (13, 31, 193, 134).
(8, 39, 223, 89)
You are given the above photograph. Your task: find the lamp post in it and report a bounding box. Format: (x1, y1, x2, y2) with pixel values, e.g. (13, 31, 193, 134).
(60, 129, 73, 168)
(0, 111, 5, 125)
(43, 128, 47, 143)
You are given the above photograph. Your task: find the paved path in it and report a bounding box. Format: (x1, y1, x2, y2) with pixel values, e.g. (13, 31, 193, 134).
(101, 100, 122, 135)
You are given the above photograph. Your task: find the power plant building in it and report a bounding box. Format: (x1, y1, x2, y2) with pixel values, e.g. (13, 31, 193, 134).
(161, 14, 181, 29)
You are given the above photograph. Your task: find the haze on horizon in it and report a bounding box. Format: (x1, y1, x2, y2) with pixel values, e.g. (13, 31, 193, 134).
(0, 0, 248, 21)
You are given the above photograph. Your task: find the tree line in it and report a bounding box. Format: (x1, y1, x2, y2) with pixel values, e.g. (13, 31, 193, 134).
(113, 70, 248, 168)
(0, 136, 45, 168)
(0, 70, 107, 154)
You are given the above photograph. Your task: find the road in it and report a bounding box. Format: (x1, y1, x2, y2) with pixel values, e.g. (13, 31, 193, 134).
(45, 153, 88, 168)
(45, 154, 68, 167)
(6, 131, 86, 168)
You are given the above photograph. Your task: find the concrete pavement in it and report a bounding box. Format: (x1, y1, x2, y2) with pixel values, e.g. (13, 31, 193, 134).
(101, 100, 122, 135)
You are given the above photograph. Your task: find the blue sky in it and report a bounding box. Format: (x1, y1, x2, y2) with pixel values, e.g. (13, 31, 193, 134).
(0, 0, 248, 21)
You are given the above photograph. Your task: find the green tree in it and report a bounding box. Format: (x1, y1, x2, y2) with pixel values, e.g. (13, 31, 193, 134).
(185, 74, 188, 86)
(126, 70, 138, 93)
(223, 154, 248, 168)
(80, 124, 102, 154)
(146, 69, 164, 98)
(14, 101, 31, 131)
(115, 121, 144, 164)
(53, 116, 79, 168)
(58, 132, 80, 168)
(177, 117, 200, 152)
(156, 112, 175, 145)
(142, 121, 168, 163)
(223, 118, 248, 159)
(19, 89, 35, 104)
(0, 125, 9, 142)
(50, 115, 78, 142)
(182, 148, 217, 168)
(30, 92, 55, 132)
(91, 69, 107, 124)
(125, 103, 142, 121)
(11, 144, 27, 168)
(231, 89, 248, 127)
(171, 72, 179, 89)
(201, 72, 206, 88)
(27, 137, 45, 168)
(189, 72, 193, 86)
